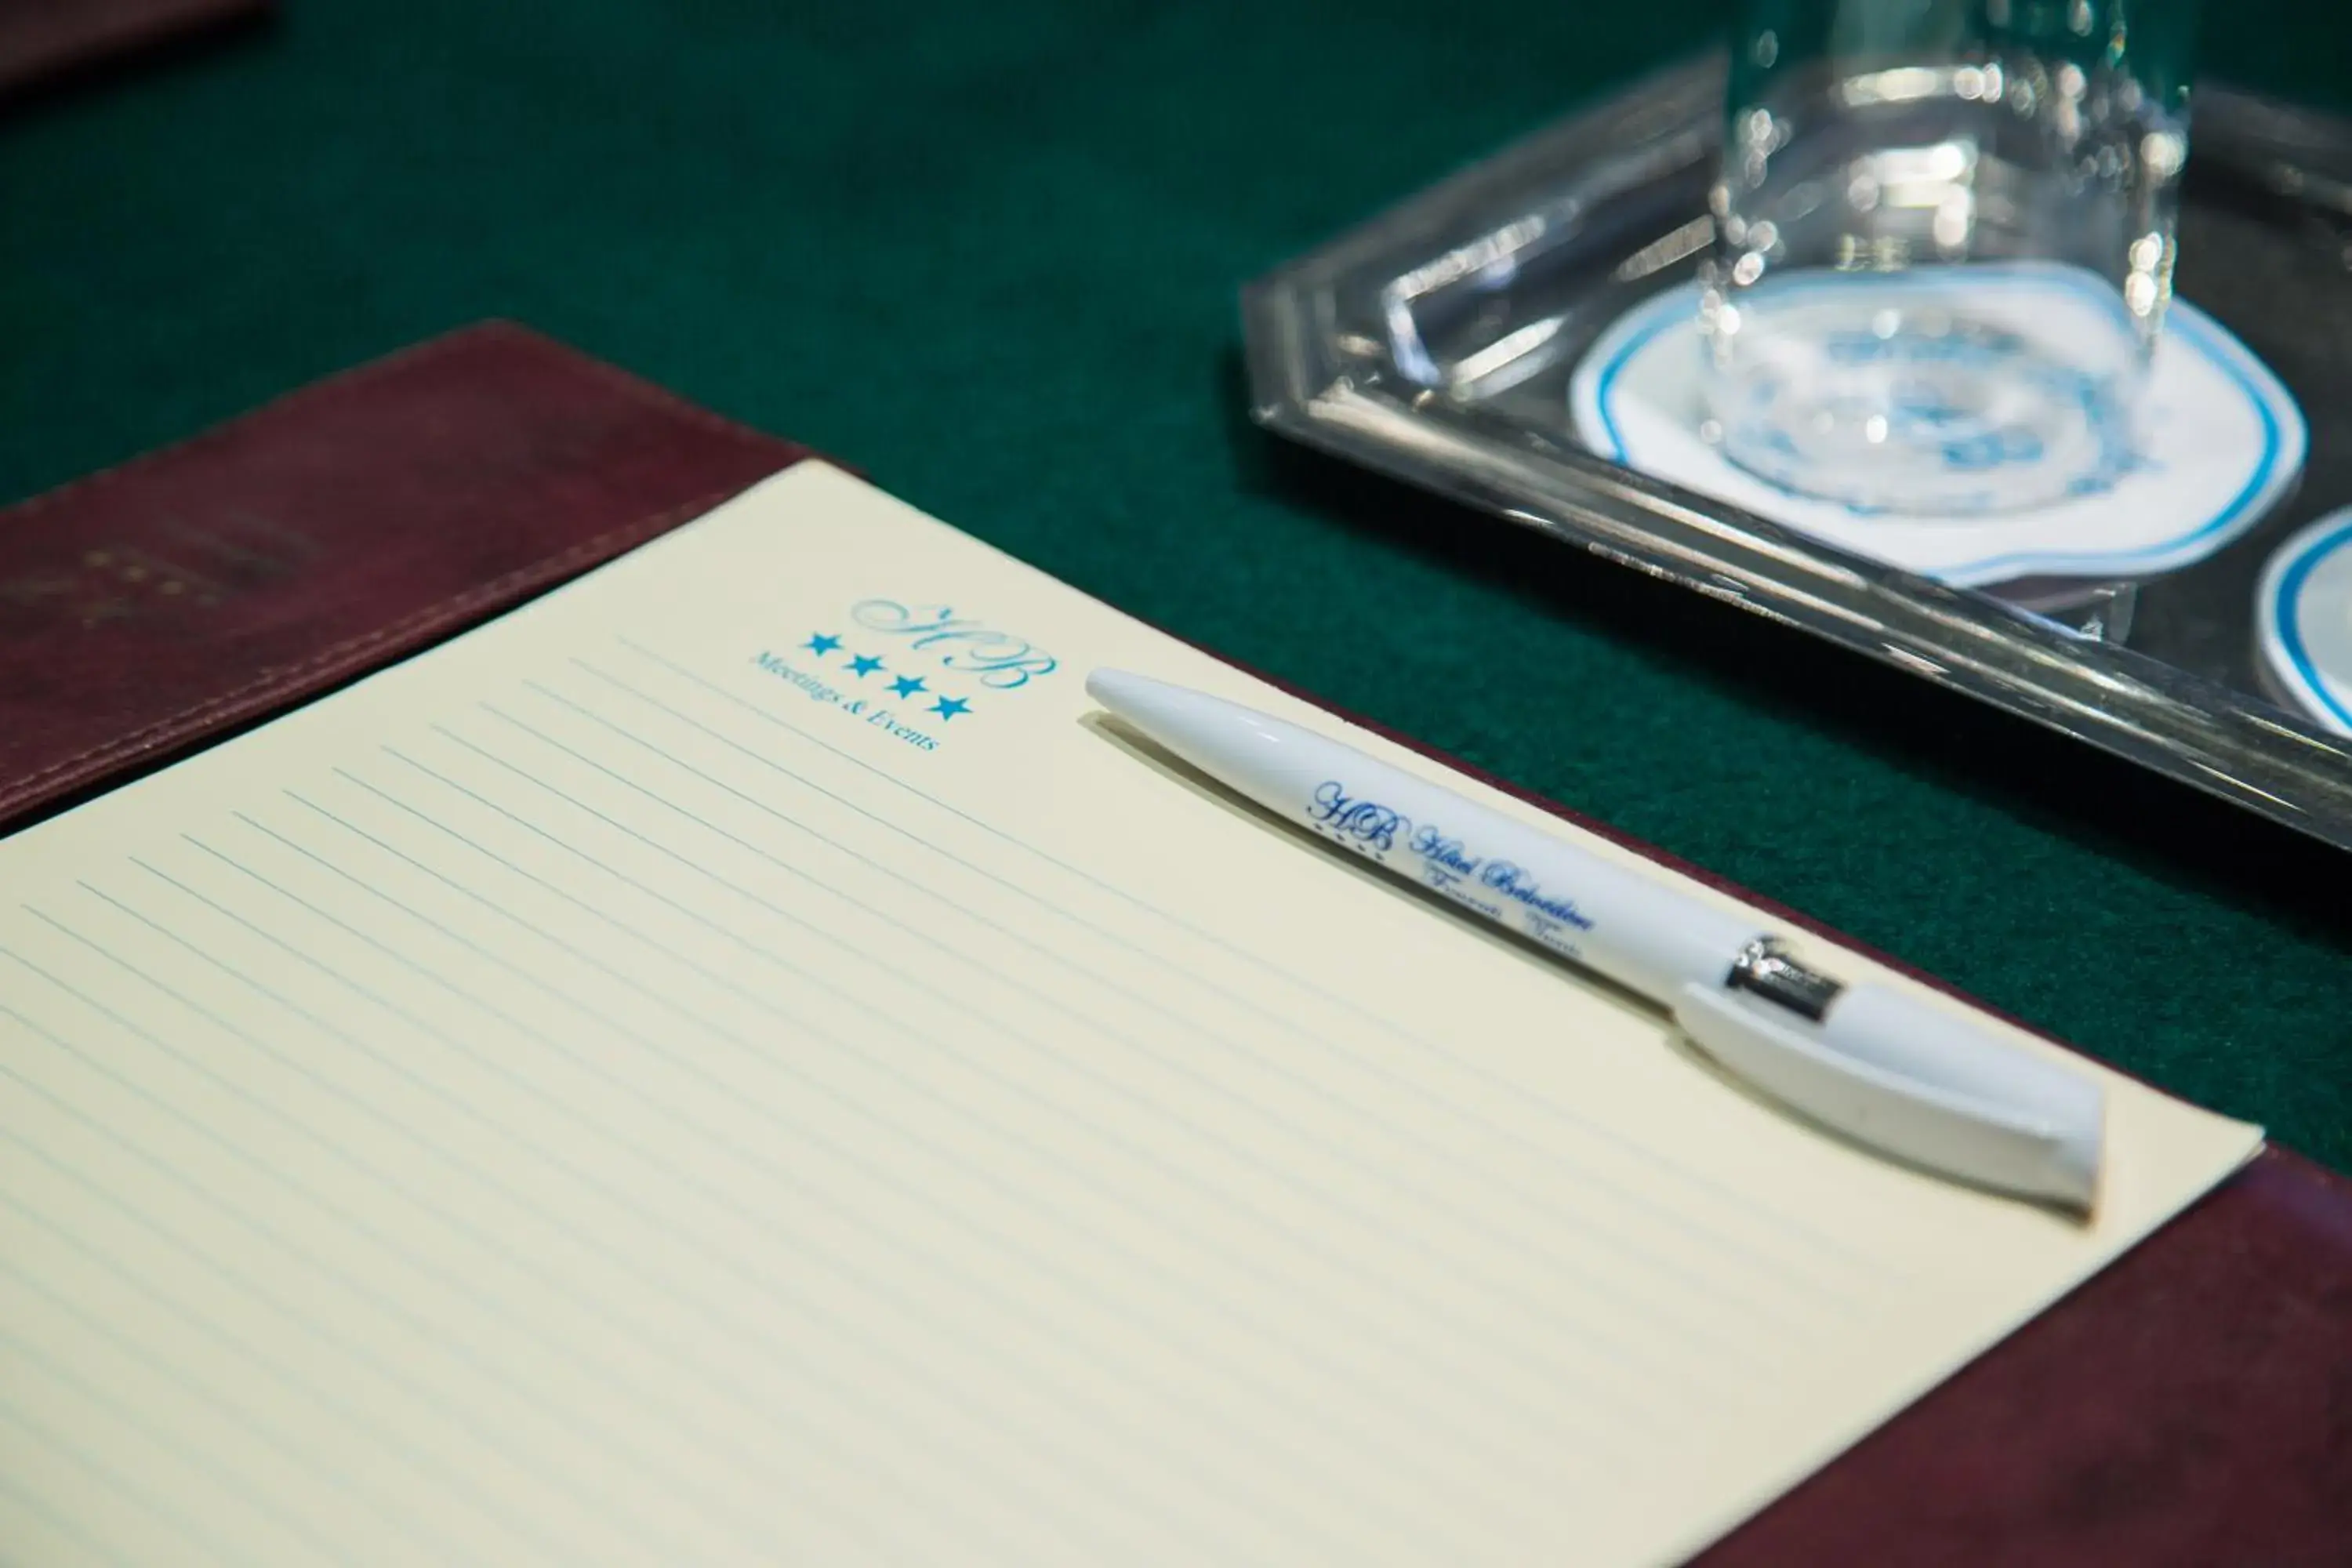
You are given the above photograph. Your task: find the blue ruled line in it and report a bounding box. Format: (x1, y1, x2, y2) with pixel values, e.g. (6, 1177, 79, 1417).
(400, 727, 1699, 1407)
(91, 862, 1319, 1562)
(0, 1031, 565, 1565)
(2, 931, 875, 1555)
(539, 670, 1844, 1327)
(281, 777, 1642, 1479)
(0, 1388, 237, 1567)
(467, 704, 1769, 1378)
(612, 636, 1878, 1277)
(0, 1257, 374, 1565)
(0, 1465, 140, 1568)
(278, 782, 1587, 1528)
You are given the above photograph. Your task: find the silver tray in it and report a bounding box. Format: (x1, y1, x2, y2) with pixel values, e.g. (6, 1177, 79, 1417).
(1243, 55, 2352, 851)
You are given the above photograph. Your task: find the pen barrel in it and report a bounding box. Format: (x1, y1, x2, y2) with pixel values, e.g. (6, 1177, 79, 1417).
(1087, 671, 1766, 999)
(1087, 673, 2111, 1214)
(1322, 762, 1764, 1000)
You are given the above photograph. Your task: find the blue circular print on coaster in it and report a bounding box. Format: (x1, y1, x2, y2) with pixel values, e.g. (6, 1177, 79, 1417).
(2258, 510, 2352, 737)
(1570, 267, 2307, 589)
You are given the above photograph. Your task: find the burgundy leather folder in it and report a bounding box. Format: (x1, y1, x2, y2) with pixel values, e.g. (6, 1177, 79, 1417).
(0, 0, 270, 98)
(1, 322, 2345, 1564)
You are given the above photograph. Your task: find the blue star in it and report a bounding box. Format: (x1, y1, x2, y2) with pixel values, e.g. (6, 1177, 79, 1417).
(888, 674, 927, 698)
(846, 654, 885, 678)
(930, 695, 971, 721)
(804, 633, 842, 656)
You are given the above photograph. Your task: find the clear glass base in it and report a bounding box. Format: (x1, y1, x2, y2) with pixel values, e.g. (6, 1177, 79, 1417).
(1706, 292, 2139, 516)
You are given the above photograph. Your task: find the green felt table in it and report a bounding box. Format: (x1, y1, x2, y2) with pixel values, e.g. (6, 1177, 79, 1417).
(5, 0, 2349, 1169)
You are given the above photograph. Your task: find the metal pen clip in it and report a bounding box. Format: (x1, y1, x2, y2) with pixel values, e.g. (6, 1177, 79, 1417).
(1728, 937, 1843, 1022)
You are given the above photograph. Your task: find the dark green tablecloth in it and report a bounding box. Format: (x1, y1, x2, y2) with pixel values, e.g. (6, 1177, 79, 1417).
(6, 1, 2348, 1165)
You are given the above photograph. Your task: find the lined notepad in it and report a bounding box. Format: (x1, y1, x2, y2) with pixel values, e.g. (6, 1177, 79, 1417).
(0, 463, 2260, 1566)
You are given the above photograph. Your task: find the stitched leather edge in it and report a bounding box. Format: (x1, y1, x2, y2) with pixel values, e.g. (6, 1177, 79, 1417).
(0, 319, 800, 827)
(0, 481, 784, 826)
(0, 320, 785, 528)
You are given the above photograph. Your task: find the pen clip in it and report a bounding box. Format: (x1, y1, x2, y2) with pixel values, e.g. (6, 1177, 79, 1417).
(1675, 982, 2105, 1214)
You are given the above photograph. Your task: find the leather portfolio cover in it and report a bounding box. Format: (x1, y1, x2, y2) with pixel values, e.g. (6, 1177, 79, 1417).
(0, 0, 271, 97)
(0, 321, 2343, 1563)
(0, 323, 803, 832)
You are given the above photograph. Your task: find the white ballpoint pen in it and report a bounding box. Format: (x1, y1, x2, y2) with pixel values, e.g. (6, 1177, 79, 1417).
(1087, 669, 2107, 1215)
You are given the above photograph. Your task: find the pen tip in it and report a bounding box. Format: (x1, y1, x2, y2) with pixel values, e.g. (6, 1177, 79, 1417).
(1085, 667, 1152, 717)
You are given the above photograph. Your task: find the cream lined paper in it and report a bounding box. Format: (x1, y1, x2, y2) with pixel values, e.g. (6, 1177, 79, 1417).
(0, 463, 2259, 1566)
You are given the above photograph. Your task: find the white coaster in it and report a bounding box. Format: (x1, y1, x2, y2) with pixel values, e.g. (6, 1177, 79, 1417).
(2258, 510, 2352, 737)
(1570, 274, 2307, 589)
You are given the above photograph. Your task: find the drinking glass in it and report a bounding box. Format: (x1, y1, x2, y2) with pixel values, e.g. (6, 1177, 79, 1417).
(1700, 0, 2201, 514)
